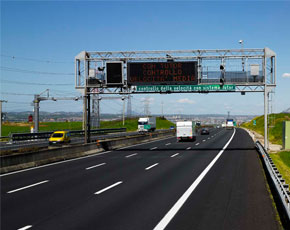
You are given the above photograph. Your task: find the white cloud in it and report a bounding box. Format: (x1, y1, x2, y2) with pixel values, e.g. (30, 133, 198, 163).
(282, 73, 290, 78)
(177, 98, 196, 104)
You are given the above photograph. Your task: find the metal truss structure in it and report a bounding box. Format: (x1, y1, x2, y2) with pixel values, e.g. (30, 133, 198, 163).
(75, 48, 276, 93)
(75, 48, 276, 149)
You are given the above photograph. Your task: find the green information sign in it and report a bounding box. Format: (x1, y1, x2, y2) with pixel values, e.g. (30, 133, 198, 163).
(132, 84, 236, 93)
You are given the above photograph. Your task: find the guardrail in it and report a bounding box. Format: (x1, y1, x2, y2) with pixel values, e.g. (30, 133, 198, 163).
(256, 141, 290, 221)
(1, 130, 174, 173)
(0, 136, 10, 142)
(9, 128, 127, 142)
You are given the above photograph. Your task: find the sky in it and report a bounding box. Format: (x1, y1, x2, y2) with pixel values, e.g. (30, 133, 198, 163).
(1, 1, 290, 116)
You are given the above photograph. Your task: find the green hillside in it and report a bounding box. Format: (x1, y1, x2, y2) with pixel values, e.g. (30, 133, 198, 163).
(242, 113, 290, 184)
(242, 113, 290, 145)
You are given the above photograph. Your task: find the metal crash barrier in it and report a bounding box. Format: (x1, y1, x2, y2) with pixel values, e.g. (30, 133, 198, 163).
(10, 128, 127, 142)
(256, 141, 290, 221)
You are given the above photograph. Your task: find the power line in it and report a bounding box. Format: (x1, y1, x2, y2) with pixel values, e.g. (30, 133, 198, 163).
(0, 66, 74, 76)
(1, 92, 35, 96)
(1, 54, 73, 64)
(1, 80, 74, 86)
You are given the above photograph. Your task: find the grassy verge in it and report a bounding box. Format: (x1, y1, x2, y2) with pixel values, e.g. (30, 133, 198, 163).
(2, 117, 174, 136)
(270, 151, 290, 185)
(241, 113, 290, 146)
(2, 121, 83, 136)
(98, 117, 174, 132)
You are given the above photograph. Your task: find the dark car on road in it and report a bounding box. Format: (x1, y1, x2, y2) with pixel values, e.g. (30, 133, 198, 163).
(200, 128, 209, 135)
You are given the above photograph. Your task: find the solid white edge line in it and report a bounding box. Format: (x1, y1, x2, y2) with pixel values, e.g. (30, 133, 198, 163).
(1, 136, 175, 177)
(145, 163, 159, 170)
(18, 225, 32, 230)
(170, 153, 179, 158)
(7, 180, 49, 194)
(94, 181, 123, 195)
(125, 153, 138, 158)
(153, 129, 236, 230)
(86, 163, 106, 170)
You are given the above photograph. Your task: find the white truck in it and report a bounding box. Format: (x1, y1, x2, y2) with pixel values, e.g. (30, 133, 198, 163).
(226, 119, 234, 129)
(176, 121, 197, 142)
(138, 117, 156, 132)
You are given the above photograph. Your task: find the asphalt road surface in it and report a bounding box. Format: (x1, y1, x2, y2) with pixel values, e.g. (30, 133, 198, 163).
(1, 128, 279, 230)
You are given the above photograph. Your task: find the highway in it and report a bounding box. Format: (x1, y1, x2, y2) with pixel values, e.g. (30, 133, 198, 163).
(1, 128, 279, 230)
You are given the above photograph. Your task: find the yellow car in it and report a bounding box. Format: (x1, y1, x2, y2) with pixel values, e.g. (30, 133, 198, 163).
(49, 131, 71, 145)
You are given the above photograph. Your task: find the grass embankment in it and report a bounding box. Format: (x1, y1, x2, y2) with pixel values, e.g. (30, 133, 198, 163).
(242, 113, 290, 184)
(270, 151, 290, 185)
(2, 117, 174, 136)
(2, 121, 83, 136)
(96, 117, 174, 132)
(242, 113, 290, 146)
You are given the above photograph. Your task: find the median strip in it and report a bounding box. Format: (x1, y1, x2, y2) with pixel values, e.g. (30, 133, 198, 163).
(94, 181, 123, 195)
(86, 163, 106, 170)
(7, 180, 49, 194)
(125, 153, 138, 158)
(145, 163, 159, 170)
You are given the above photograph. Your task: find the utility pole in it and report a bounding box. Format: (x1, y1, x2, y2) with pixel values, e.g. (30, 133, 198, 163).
(92, 94, 101, 128)
(122, 96, 125, 126)
(127, 94, 132, 118)
(0, 100, 8, 137)
(161, 101, 164, 118)
(239, 39, 245, 72)
(264, 86, 269, 150)
(33, 95, 40, 133)
(33, 89, 80, 134)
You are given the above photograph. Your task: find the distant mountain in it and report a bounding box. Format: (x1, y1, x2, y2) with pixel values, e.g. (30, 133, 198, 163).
(283, 107, 290, 113)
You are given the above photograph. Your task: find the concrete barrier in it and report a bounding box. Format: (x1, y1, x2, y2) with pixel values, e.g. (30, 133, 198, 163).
(0, 130, 174, 174)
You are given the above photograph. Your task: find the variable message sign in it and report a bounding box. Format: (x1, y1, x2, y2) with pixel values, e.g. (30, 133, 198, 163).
(131, 84, 236, 93)
(106, 62, 123, 86)
(128, 61, 197, 85)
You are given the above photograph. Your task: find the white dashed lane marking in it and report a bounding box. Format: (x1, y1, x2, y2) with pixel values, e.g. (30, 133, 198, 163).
(95, 181, 123, 195)
(145, 163, 159, 170)
(18, 225, 32, 230)
(86, 163, 106, 170)
(7, 180, 49, 194)
(125, 153, 138, 158)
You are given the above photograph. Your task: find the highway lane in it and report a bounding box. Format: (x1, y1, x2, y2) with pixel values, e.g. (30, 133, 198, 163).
(1, 128, 279, 230)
